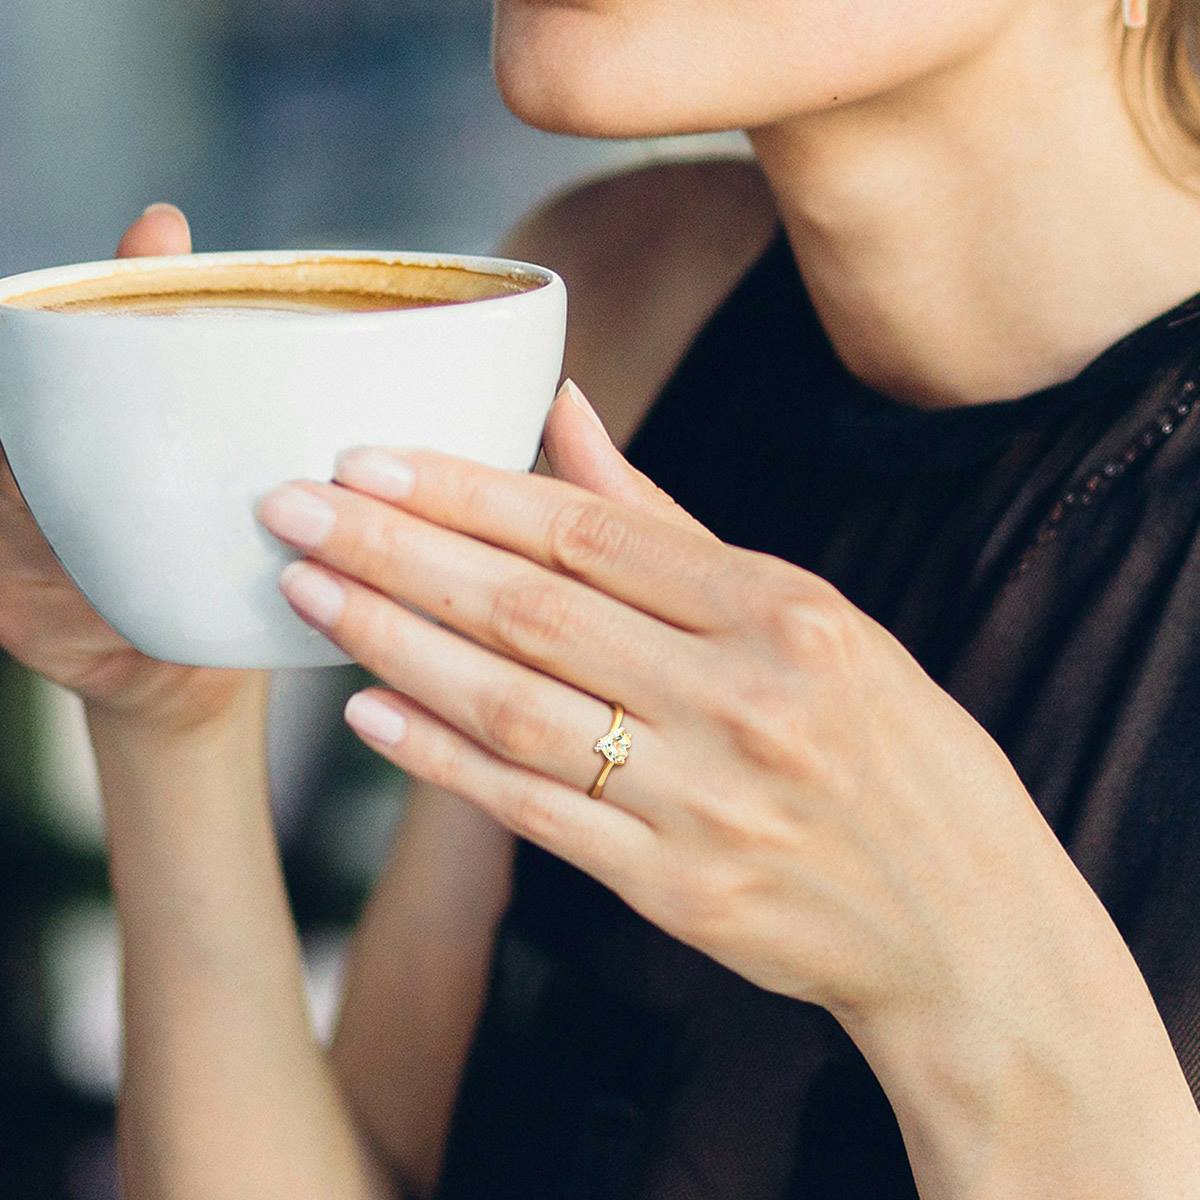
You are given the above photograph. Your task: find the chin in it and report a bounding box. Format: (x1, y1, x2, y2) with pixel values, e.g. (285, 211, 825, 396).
(491, 48, 748, 140)
(491, 50, 622, 137)
(491, 0, 725, 139)
(493, 63, 665, 139)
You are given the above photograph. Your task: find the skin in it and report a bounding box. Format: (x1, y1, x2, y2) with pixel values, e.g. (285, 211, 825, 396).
(263, 437, 1041, 1021)
(317, 0, 1200, 1191)
(3, 0, 1200, 1195)
(497, 0, 1200, 408)
(258, 419, 1200, 1199)
(0, 207, 268, 730)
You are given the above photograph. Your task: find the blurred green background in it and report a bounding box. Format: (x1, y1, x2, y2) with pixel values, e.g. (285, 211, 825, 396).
(0, 1, 742, 1195)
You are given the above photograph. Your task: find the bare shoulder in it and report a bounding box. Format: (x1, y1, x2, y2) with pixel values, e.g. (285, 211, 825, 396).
(499, 157, 779, 449)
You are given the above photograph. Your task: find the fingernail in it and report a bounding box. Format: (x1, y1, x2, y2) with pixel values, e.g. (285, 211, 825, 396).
(256, 484, 335, 549)
(279, 560, 345, 627)
(334, 447, 416, 500)
(561, 379, 610, 439)
(1123, 0, 1147, 27)
(345, 691, 408, 745)
(142, 202, 182, 217)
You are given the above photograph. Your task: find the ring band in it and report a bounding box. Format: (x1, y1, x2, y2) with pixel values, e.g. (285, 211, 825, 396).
(589, 701, 632, 799)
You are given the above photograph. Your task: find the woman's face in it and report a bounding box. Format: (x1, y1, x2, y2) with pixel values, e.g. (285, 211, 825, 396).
(493, 0, 1056, 138)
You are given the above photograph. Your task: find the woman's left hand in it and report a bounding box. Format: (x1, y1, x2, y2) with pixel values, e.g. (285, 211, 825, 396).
(255, 380, 1073, 1036)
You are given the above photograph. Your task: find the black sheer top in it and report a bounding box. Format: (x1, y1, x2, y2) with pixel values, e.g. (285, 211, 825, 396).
(434, 230, 1200, 1199)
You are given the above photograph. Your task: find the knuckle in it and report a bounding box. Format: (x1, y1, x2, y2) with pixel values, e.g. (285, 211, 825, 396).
(762, 581, 860, 667)
(478, 684, 547, 762)
(358, 506, 408, 574)
(684, 786, 757, 848)
(650, 847, 702, 934)
(421, 731, 468, 794)
(658, 854, 742, 945)
(546, 500, 630, 576)
(351, 588, 397, 657)
(508, 782, 561, 843)
(487, 575, 576, 658)
(723, 668, 813, 772)
(437, 456, 490, 519)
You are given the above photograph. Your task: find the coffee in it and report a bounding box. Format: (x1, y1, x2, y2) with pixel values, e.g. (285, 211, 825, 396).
(33, 290, 452, 317)
(2, 257, 541, 316)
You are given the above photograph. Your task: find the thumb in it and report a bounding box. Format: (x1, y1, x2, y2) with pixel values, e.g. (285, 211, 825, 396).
(116, 202, 192, 259)
(542, 379, 717, 539)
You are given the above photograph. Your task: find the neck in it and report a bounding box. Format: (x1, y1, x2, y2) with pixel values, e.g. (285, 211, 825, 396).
(749, 6, 1200, 410)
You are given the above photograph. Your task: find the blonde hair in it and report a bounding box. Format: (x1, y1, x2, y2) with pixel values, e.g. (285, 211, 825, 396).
(1121, 0, 1200, 186)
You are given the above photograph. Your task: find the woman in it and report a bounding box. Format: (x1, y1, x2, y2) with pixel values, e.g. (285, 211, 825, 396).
(4, 0, 1200, 1195)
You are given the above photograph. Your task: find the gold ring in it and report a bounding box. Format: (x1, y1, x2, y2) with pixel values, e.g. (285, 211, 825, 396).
(589, 701, 632, 799)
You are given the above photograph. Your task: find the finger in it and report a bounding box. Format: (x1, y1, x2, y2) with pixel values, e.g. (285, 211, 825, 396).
(277, 557, 668, 816)
(260, 477, 703, 715)
(116, 203, 192, 259)
(542, 380, 717, 540)
(342, 686, 657, 895)
(329, 446, 748, 632)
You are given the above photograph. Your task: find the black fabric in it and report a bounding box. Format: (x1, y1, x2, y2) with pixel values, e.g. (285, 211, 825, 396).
(434, 230, 1200, 1199)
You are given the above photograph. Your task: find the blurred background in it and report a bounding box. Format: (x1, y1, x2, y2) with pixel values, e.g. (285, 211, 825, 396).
(0, 1, 745, 1195)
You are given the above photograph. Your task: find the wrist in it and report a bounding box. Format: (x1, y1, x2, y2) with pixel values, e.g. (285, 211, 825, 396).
(837, 855, 1200, 1200)
(88, 673, 279, 940)
(85, 674, 272, 857)
(84, 668, 270, 752)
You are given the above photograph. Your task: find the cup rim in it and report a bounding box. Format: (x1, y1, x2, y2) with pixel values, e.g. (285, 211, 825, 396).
(0, 247, 562, 321)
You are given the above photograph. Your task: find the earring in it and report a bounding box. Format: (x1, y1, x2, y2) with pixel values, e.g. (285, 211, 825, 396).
(1124, 0, 1148, 28)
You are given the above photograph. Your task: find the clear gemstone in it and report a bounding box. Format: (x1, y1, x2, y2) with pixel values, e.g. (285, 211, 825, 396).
(594, 726, 632, 765)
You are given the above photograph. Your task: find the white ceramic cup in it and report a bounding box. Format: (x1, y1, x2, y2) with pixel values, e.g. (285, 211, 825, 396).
(0, 249, 567, 668)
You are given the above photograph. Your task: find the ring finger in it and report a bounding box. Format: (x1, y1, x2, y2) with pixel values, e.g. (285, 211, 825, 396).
(346, 688, 659, 899)
(281, 559, 671, 816)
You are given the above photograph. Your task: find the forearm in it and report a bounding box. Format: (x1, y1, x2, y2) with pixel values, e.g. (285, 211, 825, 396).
(842, 839, 1200, 1200)
(330, 783, 515, 1198)
(87, 683, 399, 1200)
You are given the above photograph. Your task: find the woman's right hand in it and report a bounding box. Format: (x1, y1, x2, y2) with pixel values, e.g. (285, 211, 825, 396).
(0, 204, 271, 735)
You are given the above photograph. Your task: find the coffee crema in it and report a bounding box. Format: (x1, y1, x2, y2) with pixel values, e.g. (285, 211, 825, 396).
(2, 257, 542, 316)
